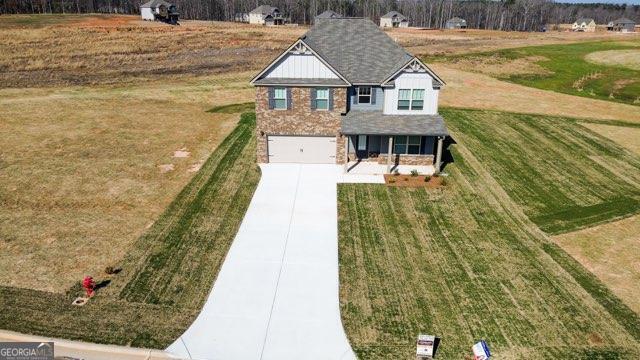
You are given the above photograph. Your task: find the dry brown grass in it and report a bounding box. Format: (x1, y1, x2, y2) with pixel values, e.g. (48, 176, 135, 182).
(581, 122, 640, 155)
(0, 73, 254, 292)
(585, 49, 640, 70)
(435, 64, 640, 123)
(552, 215, 640, 313)
(383, 26, 636, 57)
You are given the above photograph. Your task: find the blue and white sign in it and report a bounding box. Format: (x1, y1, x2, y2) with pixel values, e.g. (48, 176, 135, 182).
(472, 340, 491, 360)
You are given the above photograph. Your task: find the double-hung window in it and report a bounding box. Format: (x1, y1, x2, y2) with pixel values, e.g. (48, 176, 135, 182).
(398, 89, 411, 110)
(315, 88, 329, 110)
(357, 87, 371, 104)
(411, 89, 424, 110)
(397, 89, 425, 110)
(393, 136, 422, 155)
(274, 87, 287, 110)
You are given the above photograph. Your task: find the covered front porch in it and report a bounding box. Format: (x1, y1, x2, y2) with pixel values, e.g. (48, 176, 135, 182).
(341, 111, 448, 175)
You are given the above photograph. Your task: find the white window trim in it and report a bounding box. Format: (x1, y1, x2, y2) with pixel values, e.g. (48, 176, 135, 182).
(274, 87, 287, 110)
(357, 87, 372, 104)
(358, 135, 367, 151)
(397, 89, 425, 111)
(316, 88, 329, 110)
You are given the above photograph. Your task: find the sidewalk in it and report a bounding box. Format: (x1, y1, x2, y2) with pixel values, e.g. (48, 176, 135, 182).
(0, 329, 177, 360)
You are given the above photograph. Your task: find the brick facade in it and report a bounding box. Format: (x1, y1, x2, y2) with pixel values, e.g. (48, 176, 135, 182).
(255, 86, 348, 164)
(377, 154, 434, 166)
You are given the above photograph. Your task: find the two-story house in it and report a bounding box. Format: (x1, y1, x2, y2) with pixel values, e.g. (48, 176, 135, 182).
(250, 18, 448, 174)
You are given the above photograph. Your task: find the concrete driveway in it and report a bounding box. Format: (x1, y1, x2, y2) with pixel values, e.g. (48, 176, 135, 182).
(167, 164, 356, 360)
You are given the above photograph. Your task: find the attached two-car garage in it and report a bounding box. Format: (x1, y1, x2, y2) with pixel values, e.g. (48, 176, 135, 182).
(267, 135, 337, 164)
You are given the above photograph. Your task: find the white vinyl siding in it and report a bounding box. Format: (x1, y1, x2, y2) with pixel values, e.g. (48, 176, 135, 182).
(274, 88, 287, 109)
(264, 53, 340, 79)
(383, 72, 439, 115)
(316, 88, 329, 110)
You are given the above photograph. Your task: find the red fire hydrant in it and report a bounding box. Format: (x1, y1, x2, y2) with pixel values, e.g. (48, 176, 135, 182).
(82, 276, 96, 297)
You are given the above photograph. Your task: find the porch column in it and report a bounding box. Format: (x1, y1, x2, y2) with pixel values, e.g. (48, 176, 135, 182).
(344, 135, 349, 173)
(435, 136, 444, 174)
(387, 135, 394, 173)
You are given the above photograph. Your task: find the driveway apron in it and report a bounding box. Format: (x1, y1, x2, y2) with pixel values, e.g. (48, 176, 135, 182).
(167, 164, 356, 360)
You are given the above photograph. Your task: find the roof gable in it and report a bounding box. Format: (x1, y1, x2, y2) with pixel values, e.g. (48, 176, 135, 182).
(382, 58, 445, 88)
(250, 40, 350, 86)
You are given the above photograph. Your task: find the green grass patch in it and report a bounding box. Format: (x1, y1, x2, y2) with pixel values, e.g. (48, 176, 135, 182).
(207, 102, 255, 114)
(431, 41, 640, 106)
(442, 108, 640, 234)
(339, 141, 640, 359)
(0, 112, 260, 347)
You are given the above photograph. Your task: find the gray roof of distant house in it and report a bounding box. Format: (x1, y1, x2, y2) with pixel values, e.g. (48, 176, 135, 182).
(612, 18, 635, 24)
(447, 17, 466, 24)
(253, 78, 348, 86)
(302, 18, 414, 84)
(250, 5, 278, 15)
(381, 11, 407, 21)
(140, 0, 171, 8)
(575, 18, 594, 24)
(342, 111, 448, 136)
(316, 10, 341, 19)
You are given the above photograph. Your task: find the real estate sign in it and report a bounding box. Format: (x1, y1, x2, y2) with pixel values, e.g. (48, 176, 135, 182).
(472, 340, 491, 360)
(416, 334, 436, 359)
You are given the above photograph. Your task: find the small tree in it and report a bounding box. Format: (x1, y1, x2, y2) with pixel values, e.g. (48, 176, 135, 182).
(82, 276, 96, 297)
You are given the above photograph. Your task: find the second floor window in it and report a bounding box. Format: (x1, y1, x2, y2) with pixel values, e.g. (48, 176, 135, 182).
(274, 87, 287, 109)
(315, 88, 329, 110)
(398, 89, 425, 110)
(357, 87, 371, 104)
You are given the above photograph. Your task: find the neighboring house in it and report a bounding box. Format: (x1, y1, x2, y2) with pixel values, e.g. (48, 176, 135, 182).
(380, 11, 409, 28)
(249, 5, 284, 26)
(572, 18, 596, 32)
(607, 18, 636, 32)
(250, 18, 448, 174)
(315, 10, 342, 20)
(445, 17, 467, 29)
(140, 0, 179, 24)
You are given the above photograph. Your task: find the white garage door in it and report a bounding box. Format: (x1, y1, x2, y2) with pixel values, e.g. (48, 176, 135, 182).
(268, 136, 336, 164)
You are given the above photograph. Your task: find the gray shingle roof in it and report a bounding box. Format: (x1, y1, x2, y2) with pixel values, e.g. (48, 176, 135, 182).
(447, 17, 466, 24)
(381, 11, 406, 21)
(253, 78, 348, 86)
(302, 18, 414, 84)
(342, 111, 448, 136)
(250, 5, 278, 15)
(316, 10, 341, 19)
(613, 18, 635, 25)
(140, 0, 171, 8)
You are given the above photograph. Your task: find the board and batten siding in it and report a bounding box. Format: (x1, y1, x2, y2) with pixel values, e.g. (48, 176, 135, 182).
(264, 53, 339, 79)
(383, 72, 439, 115)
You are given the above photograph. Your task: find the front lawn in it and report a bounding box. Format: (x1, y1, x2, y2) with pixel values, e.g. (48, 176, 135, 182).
(0, 112, 259, 347)
(338, 141, 640, 358)
(442, 108, 640, 234)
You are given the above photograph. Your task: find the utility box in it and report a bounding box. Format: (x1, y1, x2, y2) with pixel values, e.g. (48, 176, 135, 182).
(416, 334, 436, 359)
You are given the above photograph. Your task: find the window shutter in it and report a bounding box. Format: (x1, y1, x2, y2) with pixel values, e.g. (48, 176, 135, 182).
(329, 88, 334, 111)
(310, 88, 317, 110)
(268, 87, 275, 110)
(286, 87, 292, 110)
(353, 87, 358, 105)
(371, 88, 377, 104)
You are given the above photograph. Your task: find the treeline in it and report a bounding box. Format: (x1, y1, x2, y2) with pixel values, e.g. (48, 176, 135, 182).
(1, 0, 639, 32)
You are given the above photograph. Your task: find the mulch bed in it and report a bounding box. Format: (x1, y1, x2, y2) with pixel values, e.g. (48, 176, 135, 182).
(384, 174, 445, 188)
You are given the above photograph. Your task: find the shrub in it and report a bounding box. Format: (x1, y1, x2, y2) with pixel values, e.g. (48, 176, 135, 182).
(104, 266, 119, 275)
(410, 169, 419, 177)
(424, 175, 431, 182)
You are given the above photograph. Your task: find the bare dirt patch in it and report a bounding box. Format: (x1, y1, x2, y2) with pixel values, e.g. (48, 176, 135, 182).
(552, 215, 640, 313)
(585, 49, 640, 70)
(383, 174, 445, 187)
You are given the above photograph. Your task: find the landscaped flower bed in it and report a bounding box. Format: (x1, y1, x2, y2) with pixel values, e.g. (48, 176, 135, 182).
(383, 173, 445, 188)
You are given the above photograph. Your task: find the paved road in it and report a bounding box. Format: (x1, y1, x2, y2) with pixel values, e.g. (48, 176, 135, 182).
(167, 164, 356, 360)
